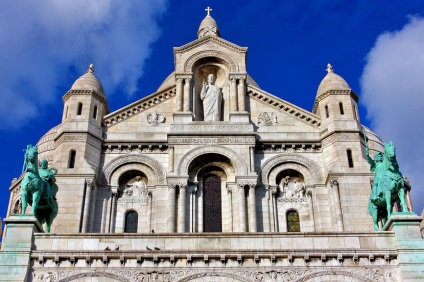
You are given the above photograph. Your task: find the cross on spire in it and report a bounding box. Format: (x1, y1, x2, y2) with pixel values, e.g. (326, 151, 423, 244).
(205, 6, 212, 16)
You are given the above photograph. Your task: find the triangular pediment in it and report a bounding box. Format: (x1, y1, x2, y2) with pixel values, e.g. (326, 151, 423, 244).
(103, 85, 175, 127)
(174, 35, 247, 56)
(247, 85, 321, 128)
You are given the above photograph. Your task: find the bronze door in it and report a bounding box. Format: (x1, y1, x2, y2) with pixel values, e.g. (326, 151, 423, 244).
(203, 175, 222, 232)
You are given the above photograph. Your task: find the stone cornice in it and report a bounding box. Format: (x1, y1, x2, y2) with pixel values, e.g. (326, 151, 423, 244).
(63, 89, 109, 113)
(103, 86, 176, 127)
(247, 85, 321, 128)
(174, 35, 247, 55)
(312, 89, 359, 113)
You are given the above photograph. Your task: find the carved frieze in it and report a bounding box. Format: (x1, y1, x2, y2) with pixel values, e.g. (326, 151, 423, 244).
(168, 136, 255, 145)
(171, 124, 252, 132)
(32, 263, 399, 282)
(321, 132, 360, 148)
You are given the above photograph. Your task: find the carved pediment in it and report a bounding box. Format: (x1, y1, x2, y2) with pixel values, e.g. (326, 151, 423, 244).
(247, 85, 321, 128)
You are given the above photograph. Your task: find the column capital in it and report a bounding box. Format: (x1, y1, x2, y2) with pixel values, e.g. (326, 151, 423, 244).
(229, 73, 247, 80)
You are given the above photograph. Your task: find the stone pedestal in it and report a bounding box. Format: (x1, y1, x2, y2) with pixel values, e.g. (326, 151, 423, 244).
(173, 112, 193, 123)
(384, 212, 424, 282)
(229, 112, 250, 122)
(0, 214, 43, 281)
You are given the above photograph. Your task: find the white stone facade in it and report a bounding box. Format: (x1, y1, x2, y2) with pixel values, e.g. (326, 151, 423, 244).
(1, 11, 424, 282)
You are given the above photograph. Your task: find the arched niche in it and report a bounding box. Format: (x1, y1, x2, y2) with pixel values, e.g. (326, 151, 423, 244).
(261, 154, 323, 186)
(103, 154, 167, 186)
(192, 57, 230, 121)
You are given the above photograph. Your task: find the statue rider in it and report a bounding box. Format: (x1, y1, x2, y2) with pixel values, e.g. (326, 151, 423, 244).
(39, 159, 58, 202)
(365, 148, 384, 202)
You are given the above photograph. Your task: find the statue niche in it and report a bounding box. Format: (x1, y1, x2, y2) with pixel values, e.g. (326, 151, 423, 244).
(193, 63, 226, 121)
(277, 170, 306, 199)
(118, 175, 148, 204)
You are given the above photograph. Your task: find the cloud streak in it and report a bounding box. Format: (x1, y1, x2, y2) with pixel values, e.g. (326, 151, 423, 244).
(361, 17, 424, 213)
(0, 0, 167, 130)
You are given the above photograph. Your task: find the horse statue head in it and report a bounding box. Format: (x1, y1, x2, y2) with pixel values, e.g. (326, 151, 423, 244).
(24, 145, 39, 173)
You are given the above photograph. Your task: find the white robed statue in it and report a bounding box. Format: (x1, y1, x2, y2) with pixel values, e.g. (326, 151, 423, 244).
(200, 74, 222, 121)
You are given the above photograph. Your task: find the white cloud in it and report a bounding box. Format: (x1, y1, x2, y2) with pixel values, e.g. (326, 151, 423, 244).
(0, 0, 167, 130)
(361, 17, 424, 213)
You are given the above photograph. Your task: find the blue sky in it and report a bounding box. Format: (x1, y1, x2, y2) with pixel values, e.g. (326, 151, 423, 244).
(1, 1, 424, 224)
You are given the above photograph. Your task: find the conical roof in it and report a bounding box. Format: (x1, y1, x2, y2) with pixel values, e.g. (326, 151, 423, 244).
(70, 64, 105, 96)
(197, 7, 220, 38)
(316, 64, 350, 98)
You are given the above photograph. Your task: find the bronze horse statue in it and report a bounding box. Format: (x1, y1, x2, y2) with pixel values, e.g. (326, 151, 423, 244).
(21, 145, 58, 232)
(368, 141, 407, 231)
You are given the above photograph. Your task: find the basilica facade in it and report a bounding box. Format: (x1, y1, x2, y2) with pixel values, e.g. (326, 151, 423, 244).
(1, 10, 424, 282)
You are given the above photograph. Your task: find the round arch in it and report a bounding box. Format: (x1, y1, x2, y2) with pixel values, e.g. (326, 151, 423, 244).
(57, 271, 130, 282)
(177, 271, 254, 282)
(178, 145, 248, 176)
(298, 269, 374, 282)
(269, 163, 313, 186)
(261, 154, 323, 185)
(184, 50, 237, 73)
(103, 154, 166, 185)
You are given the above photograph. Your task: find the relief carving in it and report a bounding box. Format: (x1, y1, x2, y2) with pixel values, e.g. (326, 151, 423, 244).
(118, 176, 149, 204)
(258, 112, 277, 126)
(147, 112, 165, 125)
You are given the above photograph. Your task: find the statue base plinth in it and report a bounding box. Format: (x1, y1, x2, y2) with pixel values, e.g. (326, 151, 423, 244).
(173, 112, 193, 123)
(0, 214, 43, 281)
(383, 212, 424, 281)
(229, 112, 250, 122)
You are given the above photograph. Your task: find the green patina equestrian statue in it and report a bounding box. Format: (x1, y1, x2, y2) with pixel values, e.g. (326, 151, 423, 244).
(21, 145, 58, 233)
(364, 130, 407, 231)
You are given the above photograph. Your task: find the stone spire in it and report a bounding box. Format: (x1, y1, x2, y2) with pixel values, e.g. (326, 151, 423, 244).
(197, 6, 220, 39)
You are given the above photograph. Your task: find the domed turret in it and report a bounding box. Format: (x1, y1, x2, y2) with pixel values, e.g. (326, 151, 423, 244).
(197, 7, 220, 38)
(70, 64, 105, 96)
(316, 64, 351, 98)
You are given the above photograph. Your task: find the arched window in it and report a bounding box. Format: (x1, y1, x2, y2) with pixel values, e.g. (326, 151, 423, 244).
(347, 149, 354, 168)
(65, 106, 69, 119)
(339, 102, 344, 115)
(68, 150, 76, 168)
(124, 210, 138, 233)
(93, 105, 98, 119)
(325, 105, 329, 118)
(77, 102, 83, 115)
(286, 210, 300, 232)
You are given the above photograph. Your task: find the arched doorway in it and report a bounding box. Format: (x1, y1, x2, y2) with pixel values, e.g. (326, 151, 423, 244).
(203, 175, 222, 232)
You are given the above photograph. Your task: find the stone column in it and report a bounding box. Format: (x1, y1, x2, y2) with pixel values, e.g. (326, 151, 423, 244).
(238, 184, 247, 232)
(238, 77, 246, 111)
(176, 77, 183, 112)
(177, 184, 187, 233)
(148, 191, 153, 232)
(269, 186, 278, 232)
(168, 184, 177, 233)
(82, 179, 93, 233)
(197, 182, 204, 233)
(109, 192, 117, 233)
(100, 197, 108, 233)
(249, 146, 255, 173)
(183, 77, 192, 112)
(262, 186, 270, 232)
(105, 189, 112, 233)
(230, 77, 238, 112)
(0, 215, 43, 281)
(248, 184, 257, 232)
(169, 146, 174, 173)
(188, 184, 197, 233)
(331, 180, 344, 231)
(306, 190, 316, 232)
